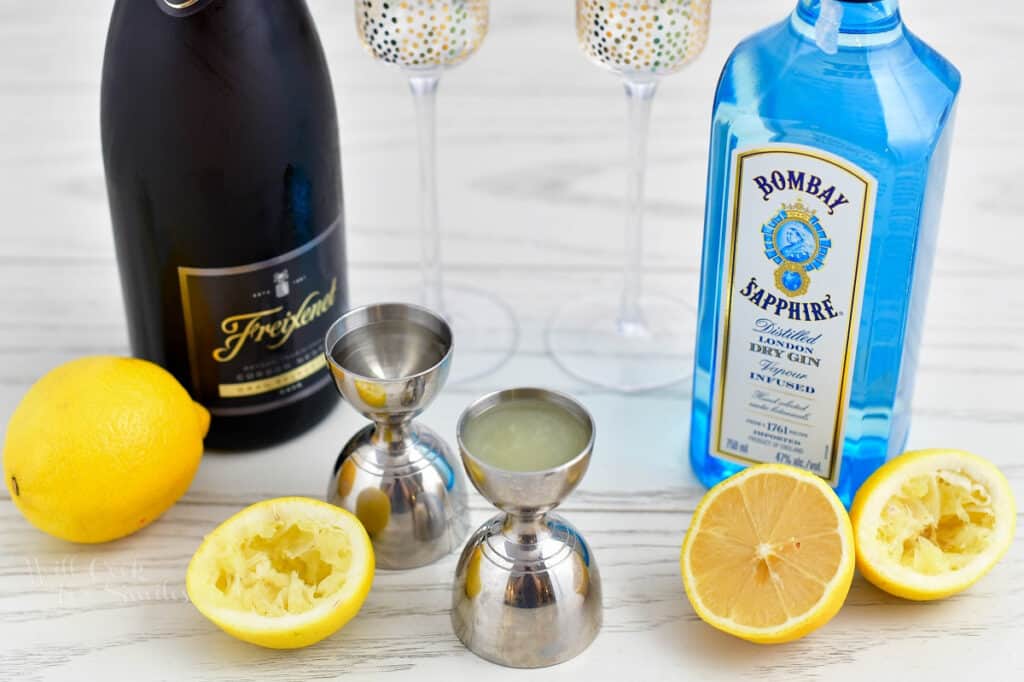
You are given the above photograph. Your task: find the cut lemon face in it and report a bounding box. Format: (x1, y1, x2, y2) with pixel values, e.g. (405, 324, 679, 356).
(681, 464, 855, 644)
(850, 449, 1015, 601)
(186, 497, 374, 649)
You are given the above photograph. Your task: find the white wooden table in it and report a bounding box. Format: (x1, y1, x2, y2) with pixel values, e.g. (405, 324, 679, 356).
(2, 1, 1022, 680)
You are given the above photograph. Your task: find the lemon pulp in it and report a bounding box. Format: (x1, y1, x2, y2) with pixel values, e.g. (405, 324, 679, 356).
(681, 464, 854, 643)
(877, 469, 995, 575)
(209, 517, 353, 616)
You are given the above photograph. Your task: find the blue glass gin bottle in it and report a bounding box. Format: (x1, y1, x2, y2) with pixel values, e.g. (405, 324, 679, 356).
(689, 0, 960, 506)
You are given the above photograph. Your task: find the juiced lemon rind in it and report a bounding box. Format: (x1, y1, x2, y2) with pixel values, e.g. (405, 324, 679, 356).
(186, 497, 374, 649)
(851, 449, 1016, 601)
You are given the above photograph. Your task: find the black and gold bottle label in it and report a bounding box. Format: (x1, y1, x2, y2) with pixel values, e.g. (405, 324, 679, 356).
(178, 219, 345, 416)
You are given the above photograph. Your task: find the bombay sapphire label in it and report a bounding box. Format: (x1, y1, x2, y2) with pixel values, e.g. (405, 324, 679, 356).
(178, 219, 346, 416)
(710, 145, 876, 484)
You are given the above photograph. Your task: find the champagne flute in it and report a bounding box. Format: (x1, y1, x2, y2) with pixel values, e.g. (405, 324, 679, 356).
(547, 0, 712, 392)
(354, 0, 517, 383)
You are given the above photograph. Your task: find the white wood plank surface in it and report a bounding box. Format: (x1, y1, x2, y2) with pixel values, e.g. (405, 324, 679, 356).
(1, 1, 1022, 680)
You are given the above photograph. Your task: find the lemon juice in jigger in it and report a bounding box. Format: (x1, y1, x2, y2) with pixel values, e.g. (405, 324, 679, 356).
(460, 398, 590, 472)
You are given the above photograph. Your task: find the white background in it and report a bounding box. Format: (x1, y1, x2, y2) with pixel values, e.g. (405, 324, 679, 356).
(1, 1, 1022, 680)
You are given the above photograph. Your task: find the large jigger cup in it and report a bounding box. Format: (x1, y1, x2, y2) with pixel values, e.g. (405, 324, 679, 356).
(325, 303, 469, 569)
(451, 388, 602, 668)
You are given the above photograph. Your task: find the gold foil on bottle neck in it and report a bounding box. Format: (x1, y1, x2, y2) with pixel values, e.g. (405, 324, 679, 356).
(163, 0, 202, 10)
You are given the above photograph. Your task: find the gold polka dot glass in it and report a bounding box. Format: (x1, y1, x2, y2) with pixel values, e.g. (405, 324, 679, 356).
(355, 0, 489, 69)
(547, 1, 711, 393)
(576, 0, 710, 77)
(353, 1, 517, 384)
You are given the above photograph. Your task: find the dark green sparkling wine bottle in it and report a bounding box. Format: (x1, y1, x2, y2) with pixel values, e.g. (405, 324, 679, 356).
(101, 0, 348, 449)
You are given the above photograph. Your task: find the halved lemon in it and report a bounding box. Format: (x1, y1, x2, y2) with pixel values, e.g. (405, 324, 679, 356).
(850, 449, 1016, 601)
(186, 497, 374, 649)
(681, 464, 855, 644)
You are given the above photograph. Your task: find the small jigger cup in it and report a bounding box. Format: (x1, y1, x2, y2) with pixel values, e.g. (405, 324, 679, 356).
(324, 303, 469, 569)
(451, 388, 602, 668)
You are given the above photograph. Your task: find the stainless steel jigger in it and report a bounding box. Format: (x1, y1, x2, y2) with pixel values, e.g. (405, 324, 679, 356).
(324, 303, 469, 569)
(451, 388, 602, 668)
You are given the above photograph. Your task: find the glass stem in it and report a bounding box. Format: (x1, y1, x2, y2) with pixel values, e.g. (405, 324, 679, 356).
(409, 71, 444, 314)
(618, 77, 659, 337)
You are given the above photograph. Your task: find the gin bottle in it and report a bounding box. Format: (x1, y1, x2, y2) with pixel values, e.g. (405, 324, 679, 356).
(689, 0, 960, 506)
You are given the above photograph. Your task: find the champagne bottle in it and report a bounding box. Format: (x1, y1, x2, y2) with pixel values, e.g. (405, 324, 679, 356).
(101, 0, 348, 449)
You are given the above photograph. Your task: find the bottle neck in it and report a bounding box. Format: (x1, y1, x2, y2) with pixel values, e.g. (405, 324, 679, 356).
(793, 0, 903, 48)
(798, 0, 901, 32)
(155, 0, 217, 18)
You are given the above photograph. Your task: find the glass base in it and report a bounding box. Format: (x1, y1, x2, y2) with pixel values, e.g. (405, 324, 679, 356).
(433, 283, 519, 385)
(546, 293, 696, 393)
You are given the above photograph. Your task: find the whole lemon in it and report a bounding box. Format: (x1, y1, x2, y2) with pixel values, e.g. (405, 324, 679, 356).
(3, 356, 210, 543)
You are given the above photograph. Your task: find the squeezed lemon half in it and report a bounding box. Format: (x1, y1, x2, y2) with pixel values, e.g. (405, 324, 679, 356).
(851, 449, 1016, 601)
(186, 497, 374, 649)
(681, 464, 855, 644)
